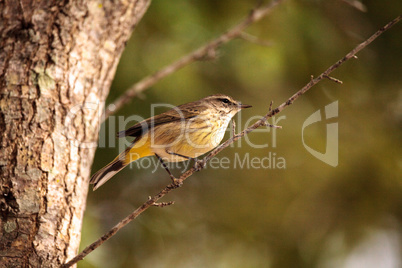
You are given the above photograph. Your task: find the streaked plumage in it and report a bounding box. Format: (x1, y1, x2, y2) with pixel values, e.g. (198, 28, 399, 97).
(90, 94, 251, 190)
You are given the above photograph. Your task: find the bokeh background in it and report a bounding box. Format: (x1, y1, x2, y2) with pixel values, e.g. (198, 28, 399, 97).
(80, 0, 402, 267)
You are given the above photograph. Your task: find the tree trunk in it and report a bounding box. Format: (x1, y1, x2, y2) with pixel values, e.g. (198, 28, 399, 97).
(0, 0, 150, 266)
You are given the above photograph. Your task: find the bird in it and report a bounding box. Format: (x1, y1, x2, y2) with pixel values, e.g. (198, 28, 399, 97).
(90, 94, 251, 190)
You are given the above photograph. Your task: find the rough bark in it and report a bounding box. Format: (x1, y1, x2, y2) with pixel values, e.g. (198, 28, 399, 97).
(0, 0, 150, 266)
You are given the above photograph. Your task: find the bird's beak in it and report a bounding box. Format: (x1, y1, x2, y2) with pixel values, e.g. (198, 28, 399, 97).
(239, 104, 252, 109)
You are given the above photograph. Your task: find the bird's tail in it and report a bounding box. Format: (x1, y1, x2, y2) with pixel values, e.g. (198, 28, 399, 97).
(90, 155, 127, 191)
(90, 138, 153, 190)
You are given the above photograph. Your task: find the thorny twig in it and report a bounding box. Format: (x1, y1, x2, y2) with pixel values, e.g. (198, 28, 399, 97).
(152, 201, 175, 207)
(264, 101, 282, 128)
(324, 75, 343, 84)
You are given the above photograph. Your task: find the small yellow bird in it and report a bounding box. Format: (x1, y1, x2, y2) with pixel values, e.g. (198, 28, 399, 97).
(90, 94, 251, 190)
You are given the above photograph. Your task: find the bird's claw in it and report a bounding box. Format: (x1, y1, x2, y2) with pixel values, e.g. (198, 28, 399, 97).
(193, 160, 205, 171)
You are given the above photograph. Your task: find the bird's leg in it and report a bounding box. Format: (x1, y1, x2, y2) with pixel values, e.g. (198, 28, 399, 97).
(165, 149, 204, 172)
(165, 149, 193, 160)
(155, 154, 182, 186)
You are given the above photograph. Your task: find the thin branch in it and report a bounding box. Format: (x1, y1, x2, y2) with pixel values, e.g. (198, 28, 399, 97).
(264, 101, 282, 128)
(152, 201, 175, 207)
(104, 0, 284, 119)
(148, 196, 175, 207)
(269, 100, 273, 112)
(63, 15, 401, 268)
(265, 122, 282, 129)
(324, 75, 343, 84)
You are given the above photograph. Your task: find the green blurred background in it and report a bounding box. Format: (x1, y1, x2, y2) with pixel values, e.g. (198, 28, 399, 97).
(81, 0, 402, 267)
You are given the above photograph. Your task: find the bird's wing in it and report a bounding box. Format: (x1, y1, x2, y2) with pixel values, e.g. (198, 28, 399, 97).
(117, 102, 208, 138)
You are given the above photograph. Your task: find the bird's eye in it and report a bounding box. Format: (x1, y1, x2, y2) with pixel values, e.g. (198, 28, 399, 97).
(220, 98, 230, 104)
